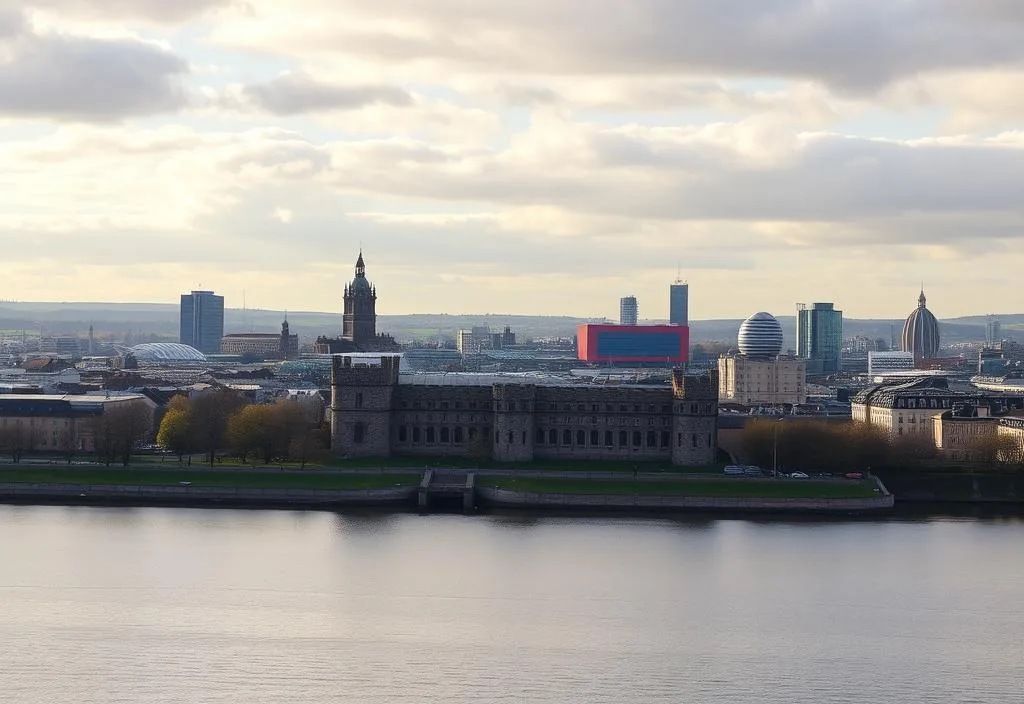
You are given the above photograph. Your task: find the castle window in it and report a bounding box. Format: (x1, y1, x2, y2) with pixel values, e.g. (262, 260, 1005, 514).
(414, 401, 421, 409)
(469, 401, 477, 410)
(606, 404, 613, 412)
(591, 416, 598, 425)
(412, 427, 421, 442)
(605, 430, 613, 446)
(648, 405, 655, 414)
(469, 427, 477, 441)
(648, 417, 655, 426)
(646, 431, 656, 447)
(577, 404, 584, 412)
(660, 431, 669, 448)
(508, 431, 514, 444)
(708, 433, 712, 448)
(428, 401, 435, 409)
(562, 429, 572, 446)
(549, 429, 557, 444)
(577, 430, 586, 446)
(398, 426, 407, 442)
(692, 434, 698, 448)
(590, 430, 599, 446)
(426, 427, 435, 443)
(619, 431, 628, 447)
(619, 405, 627, 412)
(591, 404, 599, 412)
(632, 431, 641, 447)
(691, 404, 698, 414)
(441, 401, 449, 410)
(507, 402, 515, 411)
(677, 433, 683, 447)
(353, 422, 365, 444)
(536, 428, 545, 444)
(454, 401, 462, 409)
(400, 401, 408, 409)
(661, 405, 671, 413)
(440, 427, 450, 443)
(522, 431, 526, 444)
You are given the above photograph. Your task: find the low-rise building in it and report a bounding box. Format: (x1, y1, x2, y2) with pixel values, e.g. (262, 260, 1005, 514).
(220, 320, 298, 360)
(0, 394, 155, 453)
(329, 356, 719, 466)
(932, 407, 999, 463)
(717, 354, 806, 406)
(998, 418, 1024, 463)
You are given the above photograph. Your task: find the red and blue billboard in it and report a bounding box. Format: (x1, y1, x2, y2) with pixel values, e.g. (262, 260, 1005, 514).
(576, 324, 689, 364)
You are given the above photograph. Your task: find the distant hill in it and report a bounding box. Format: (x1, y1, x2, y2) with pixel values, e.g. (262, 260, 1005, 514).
(0, 302, 1019, 347)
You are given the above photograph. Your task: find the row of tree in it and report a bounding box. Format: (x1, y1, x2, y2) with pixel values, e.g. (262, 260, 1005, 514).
(741, 419, 1024, 472)
(157, 392, 329, 467)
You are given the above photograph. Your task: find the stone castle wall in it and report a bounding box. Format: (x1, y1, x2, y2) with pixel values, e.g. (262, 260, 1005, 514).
(330, 356, 719, 466)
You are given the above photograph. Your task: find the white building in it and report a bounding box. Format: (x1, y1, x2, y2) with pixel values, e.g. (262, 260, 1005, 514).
(867, 351, 915, 377)
(718, 354, 807, 406)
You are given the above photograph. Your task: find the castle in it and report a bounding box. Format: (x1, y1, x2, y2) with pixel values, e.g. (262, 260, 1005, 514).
(313, 251, 400, 354)
(330, 356, 719, 466)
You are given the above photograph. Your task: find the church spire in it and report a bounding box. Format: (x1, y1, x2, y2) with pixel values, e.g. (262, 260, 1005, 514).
(918, 287, 927, 309)
(355, 249, 365, 276)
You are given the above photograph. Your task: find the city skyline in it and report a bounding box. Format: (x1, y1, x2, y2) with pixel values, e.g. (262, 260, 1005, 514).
(3, 3, 1024, 317)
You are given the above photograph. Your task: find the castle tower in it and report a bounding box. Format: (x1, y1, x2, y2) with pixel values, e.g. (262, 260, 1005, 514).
(671, 369, 719, 466)
(492, 384, 536, 462)
(342, 250, 378, 349)
(279, 317, 292, 360)
(330, 355, 399, 458)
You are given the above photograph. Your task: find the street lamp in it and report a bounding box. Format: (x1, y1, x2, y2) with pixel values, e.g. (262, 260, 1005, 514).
(772, 418, 784, 478)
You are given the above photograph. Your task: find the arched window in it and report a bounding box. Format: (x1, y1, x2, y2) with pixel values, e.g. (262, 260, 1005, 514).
(576, 430, 586, 446)
(440, 427, 450, 443)
(632, 431, 641, 447)
(562, 429, 572, 445)
(426, 427, 435, 443)
(454, 427, 464, 443)
(619, 431, 628, 447)
(550, 429, 558, 445)
(536, 428, 545, 444)
(646, 431, 656, 447)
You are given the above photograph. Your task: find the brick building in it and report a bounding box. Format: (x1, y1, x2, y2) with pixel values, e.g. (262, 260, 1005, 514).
(330, 355, 719, 466)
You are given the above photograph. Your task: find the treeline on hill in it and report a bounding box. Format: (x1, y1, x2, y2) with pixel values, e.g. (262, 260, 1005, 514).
(157, 393, 330, 467)
(742, 419, 1024, 472)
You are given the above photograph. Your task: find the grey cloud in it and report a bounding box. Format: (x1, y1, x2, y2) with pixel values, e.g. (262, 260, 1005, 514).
(308, 0, 1024, 92)
(0, 15, 189, 121)
(241, 73, 412, 115)
(23, 0, 234, 23)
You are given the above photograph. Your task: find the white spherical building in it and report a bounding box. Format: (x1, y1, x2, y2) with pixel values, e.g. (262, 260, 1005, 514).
(738, 312, 784, 358)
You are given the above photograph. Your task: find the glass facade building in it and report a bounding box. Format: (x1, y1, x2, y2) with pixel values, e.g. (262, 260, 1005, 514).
(796, 302, 843, 374)
(179, 290, 225, 355)
(669, 283, 689, 327)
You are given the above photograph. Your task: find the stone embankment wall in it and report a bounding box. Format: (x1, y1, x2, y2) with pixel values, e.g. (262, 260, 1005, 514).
(476, 488, 894, 512)
(879, 470, 1024, 504)
(0, 483, 416, 507)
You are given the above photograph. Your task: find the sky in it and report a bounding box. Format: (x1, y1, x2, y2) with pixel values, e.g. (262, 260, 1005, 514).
(1, 1, 1023, 321)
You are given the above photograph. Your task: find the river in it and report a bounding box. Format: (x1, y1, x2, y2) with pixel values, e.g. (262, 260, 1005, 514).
(1, 506, 1021, 703)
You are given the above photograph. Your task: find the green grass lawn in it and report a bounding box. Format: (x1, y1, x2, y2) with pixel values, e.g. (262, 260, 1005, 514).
(481, 477, 879, 499)
(0, 467, 420, 490)
(324, 455, 722, 474)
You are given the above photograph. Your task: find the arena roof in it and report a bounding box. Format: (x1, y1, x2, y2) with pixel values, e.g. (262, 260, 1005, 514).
(129, 343, 207, 363)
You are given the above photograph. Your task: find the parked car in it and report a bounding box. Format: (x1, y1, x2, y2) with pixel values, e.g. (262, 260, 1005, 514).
(844, 472, 864, 480)
(790, 472, 809, 479)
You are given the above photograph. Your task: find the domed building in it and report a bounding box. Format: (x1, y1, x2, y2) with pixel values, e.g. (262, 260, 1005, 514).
(902, 289, 940, 360)
(719, 312, 806, 406)
(738, 312, 784, 359)
(129, 342, 207, 364)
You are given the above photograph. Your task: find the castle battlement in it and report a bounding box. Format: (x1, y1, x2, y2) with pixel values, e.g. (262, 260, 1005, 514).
(331, 355, 400, 387)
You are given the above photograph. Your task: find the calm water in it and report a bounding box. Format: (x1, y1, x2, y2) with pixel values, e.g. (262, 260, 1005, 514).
(1, 507, 1022, 703)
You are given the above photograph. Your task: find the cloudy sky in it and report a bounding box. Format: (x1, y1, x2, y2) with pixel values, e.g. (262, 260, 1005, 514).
(2, 1, 1023, 320)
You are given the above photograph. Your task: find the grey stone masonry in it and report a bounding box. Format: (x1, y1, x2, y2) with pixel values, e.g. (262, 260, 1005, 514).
(331, 355, 400, 458)
(329, 357, 719, 466)
(671, 369, 719, 466)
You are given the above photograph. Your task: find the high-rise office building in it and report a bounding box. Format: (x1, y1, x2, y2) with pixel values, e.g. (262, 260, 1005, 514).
(619, 296, 638, 326)
(669, 282, 689, 327)
(796, 302, 843, 374)
(986, 316, 1002, 346)
(179, 290, 224, 355)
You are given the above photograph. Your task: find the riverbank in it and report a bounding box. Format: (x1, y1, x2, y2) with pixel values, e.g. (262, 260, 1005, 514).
(0, 465, 892, 514)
